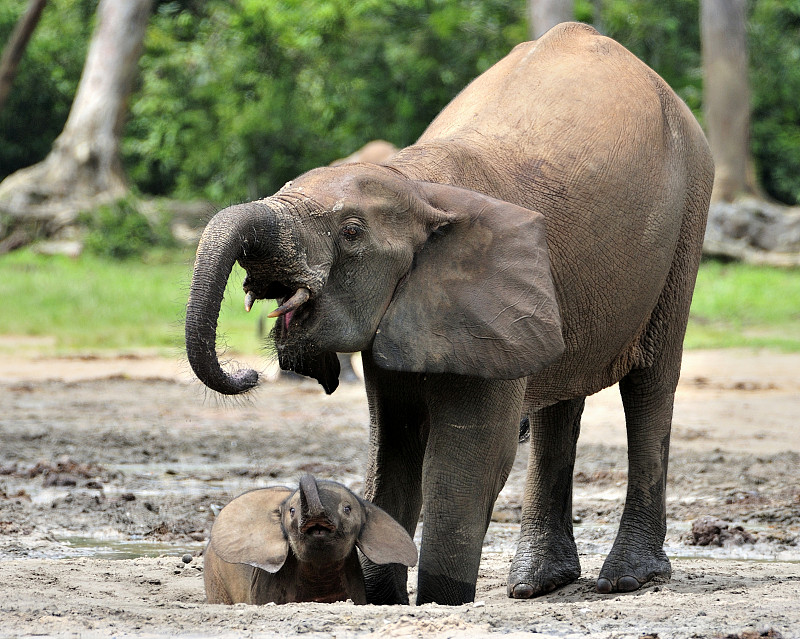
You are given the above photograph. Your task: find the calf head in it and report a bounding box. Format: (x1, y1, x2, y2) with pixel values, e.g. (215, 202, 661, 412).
(208, 474, 417, 573)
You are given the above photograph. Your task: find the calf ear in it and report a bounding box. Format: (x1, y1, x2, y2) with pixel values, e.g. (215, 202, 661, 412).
(373, 181, 564, 379)
(356, 501, 418, 567)
(210, 487, 293, 573)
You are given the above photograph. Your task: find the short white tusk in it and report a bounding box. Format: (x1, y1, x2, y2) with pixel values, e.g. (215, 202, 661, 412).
(244, 291, 256, 312)
(267, 287, 310, 318)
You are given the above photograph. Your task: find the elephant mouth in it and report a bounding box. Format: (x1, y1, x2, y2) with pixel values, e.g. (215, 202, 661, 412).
(243, 278, 311, 333)
(301, 518, 336, 536)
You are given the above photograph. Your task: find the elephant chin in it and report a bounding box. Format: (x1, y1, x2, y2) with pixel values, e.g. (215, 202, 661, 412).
(278, 347, 341, 395)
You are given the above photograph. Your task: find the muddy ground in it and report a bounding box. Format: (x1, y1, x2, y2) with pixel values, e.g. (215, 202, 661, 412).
(0, 348, 798, 638)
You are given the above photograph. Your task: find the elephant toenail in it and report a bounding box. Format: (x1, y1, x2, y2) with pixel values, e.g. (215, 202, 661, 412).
(512, 583, 535, 599)
(596, 577, 612, 594)
(618, 576, 641, 592)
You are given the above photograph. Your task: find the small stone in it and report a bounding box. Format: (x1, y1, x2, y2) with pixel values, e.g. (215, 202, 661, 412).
(182, 554, 193, 564)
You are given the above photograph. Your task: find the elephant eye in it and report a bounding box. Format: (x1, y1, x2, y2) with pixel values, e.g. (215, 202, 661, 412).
(340, 223, 363, 242)
(343, 505, 351, 515)
(289, 507, 296, 517)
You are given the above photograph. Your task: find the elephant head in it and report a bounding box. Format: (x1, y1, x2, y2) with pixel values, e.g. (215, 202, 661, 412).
(208, 474, 418, 573)
(185, 163, 565, 394)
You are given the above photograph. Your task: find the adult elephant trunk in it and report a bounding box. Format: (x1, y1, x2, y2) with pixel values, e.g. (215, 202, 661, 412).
(185, 200, 316, 395)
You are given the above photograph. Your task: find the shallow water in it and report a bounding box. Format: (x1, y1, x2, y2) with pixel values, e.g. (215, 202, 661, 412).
(8, 521, 790, 564)
(56, 535, 205, 560)
(0, 535, 204, 561)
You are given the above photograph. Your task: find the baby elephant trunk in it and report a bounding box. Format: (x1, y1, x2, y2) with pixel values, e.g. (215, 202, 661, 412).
(299, 474, 335, 533)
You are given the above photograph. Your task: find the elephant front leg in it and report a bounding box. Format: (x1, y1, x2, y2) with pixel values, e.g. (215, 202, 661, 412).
(359, 361, 427, 605)
(597, 369, 673, 593)
(508, 397, 584, 598)
(416, 376, 524, 605)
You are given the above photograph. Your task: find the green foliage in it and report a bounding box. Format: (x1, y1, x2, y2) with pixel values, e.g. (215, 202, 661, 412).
(123, 0, 525, 203)
(80, 198, 176, 260)
(749, 0, 800, 204)
(2, 0, 800, 205)
(686, 259, 800, 350)
(0, 0, 94, 177)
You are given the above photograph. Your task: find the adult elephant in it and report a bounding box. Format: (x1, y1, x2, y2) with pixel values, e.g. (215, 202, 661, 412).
(185, 23, 713, 606)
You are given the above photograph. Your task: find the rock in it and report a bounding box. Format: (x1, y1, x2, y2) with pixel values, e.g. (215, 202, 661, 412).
(704, 197, 800, 266)
(686, 516, 757, 546)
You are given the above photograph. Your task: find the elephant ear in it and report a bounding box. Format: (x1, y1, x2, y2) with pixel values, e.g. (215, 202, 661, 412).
(373, 181, 564, 379)
(356, 500, 418, 567)
(210, 487, 293, 573)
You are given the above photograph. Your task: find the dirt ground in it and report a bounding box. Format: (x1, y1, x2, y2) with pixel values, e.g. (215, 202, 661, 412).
(0, 347, 798, 638)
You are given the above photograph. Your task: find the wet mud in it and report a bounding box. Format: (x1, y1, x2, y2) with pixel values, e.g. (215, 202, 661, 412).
(0, 349, 799, 638)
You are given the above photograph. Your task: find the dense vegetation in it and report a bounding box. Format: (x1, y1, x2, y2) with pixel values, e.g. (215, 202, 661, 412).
(1, 0, 799, 206)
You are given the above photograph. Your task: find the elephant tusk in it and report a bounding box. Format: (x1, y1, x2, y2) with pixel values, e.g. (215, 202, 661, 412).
(267, 287, 310, 318)
(244, 291, 256, 313)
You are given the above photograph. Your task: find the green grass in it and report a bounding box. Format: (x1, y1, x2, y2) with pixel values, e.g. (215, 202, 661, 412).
(0, 250, 798, 356)
(0, 247, 272, 356)
(685, 259, 800, 350)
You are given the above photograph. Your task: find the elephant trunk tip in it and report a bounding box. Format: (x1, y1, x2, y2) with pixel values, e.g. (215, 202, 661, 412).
(227, 367, 260, 393)
(185, 339, 260, 395)
(299, 474, 332, 532)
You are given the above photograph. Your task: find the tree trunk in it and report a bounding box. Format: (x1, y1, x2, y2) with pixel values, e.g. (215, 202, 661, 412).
(0, 0, 152, 248)
(528, 0, 573, 40)
(701, 0, 757, 202)
(0, 0, 48, 114)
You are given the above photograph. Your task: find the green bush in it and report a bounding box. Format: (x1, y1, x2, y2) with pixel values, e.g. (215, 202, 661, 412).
(123, 0, 525, 203)
(749, 0, 800, 204)
(2, 0, 800, 206)
(0, 0, 93, 178)
(80, 198, 176, 260)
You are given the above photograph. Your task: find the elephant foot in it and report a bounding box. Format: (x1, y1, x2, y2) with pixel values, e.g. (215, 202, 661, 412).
(507, 545, 581, 599)
(416, 570, 477, 606)
(596, 546, 671, 594)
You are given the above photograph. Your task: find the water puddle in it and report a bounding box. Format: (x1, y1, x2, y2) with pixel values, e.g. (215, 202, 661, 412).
(0, 535, 204, 561)
(56, 535, 204, 560)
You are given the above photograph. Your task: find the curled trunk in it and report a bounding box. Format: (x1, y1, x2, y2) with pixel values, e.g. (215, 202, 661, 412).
(185, 201, 311, 395)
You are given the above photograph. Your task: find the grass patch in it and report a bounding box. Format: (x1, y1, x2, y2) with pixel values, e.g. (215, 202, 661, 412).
(685, 259, 800, 350)
(0, 250, 798, 356)
(0, 247, 272, 356)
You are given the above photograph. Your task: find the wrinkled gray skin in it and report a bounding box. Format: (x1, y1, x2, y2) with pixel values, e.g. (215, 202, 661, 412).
(204, 475, 417, 605)
(186, 23, 714, 605)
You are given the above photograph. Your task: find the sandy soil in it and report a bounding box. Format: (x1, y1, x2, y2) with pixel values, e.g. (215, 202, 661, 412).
(0, 348, 798, 638)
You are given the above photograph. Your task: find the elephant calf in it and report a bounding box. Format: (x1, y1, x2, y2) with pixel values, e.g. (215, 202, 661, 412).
(204, 474, 418, 605)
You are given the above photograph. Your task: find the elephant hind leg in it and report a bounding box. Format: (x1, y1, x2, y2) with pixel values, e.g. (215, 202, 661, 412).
(597, 194, 704, 593)
(596, 367, 673, 593)
(508, 397, 584, 599)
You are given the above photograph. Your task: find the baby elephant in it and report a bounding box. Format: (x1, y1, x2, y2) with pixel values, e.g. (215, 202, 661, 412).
(204, 474, 418, 604)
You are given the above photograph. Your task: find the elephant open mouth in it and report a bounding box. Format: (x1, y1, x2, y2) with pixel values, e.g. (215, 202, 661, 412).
(243, 277, 312, 333)
(271, 293, 312, 336)
(301, 519, 337, 537)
